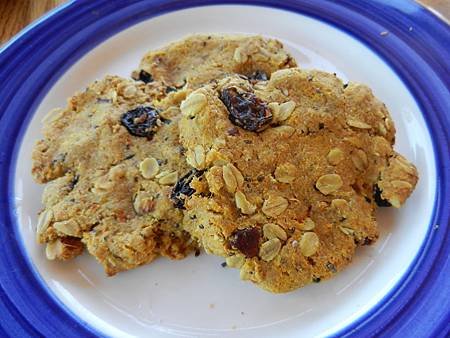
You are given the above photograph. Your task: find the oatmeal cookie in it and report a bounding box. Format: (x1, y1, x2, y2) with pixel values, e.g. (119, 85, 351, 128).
(32, 76, 194, 275)
(177, 68, 418, 292)
(132, 34, 296, 90)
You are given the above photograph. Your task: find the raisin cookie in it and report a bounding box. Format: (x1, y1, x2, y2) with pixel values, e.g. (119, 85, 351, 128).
(32, 76, 194, 275)
(178, 68, 418, 293)
(132, 34, 296, 90)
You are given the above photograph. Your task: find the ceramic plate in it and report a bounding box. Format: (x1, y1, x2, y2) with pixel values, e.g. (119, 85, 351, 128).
(0, 1, 449, 337)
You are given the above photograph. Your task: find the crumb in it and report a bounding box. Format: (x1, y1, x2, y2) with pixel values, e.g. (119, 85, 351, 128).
(221, 262, 227, 267)
(231, 325, 237, 330)
(380, 31, 389, 36)
(240, 311, 245, 315)
(409, 26, 413, 32)
(209, 303, 215, 309)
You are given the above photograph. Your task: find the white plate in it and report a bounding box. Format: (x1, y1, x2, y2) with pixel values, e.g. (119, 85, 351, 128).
(13, 5, 435, 337)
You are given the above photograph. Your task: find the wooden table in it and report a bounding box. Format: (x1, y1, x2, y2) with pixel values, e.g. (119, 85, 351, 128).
(1, 0, 448, 44)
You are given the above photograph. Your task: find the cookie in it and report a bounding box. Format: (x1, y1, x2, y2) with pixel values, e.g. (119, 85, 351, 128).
(133, 34, 296, 90)
(32, 76, 194, 275)
(178, 68, 418, 292)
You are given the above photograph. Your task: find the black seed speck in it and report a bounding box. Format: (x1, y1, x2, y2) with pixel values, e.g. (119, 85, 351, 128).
(343, 83, 349, 89)
(318, 122, 325, 129)
(326, 262, 337, 273)
(165, 86, 177, 93)
(121, 106, 160, 138)
(373, 185, 391, 207)
(195, 249, 201, 257)
(221, 262, 227, 268)
(138, 70, 153, 83)
(312, 277, 321, 283)
(171, 169, 205, 209)
(220, 87, 272, 132)
(69, 175, 79, 190)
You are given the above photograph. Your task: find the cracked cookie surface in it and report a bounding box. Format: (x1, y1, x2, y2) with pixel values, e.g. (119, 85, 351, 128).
(178, 68, 418, 293)
(32, 76, 194, 275)
(133, 34, 296, 90)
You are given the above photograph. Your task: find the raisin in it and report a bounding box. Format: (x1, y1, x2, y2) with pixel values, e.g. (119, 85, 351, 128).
(220, 87, 272, 132)
(170, 169, 204, 209)
(121, 106, 160, 138)
(229, 227, 261, 258)
(248, 70, 268, 83)
(138, 70, 153, 83)
(373, 185, 391, 207)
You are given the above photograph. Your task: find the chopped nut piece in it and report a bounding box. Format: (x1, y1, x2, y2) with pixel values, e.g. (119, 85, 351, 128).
(263, 223, 287, 240)
(299, 232, 319, 256)
(262, 195, 289, 217)
(139, 157, 159, 179)
(316, 174, 343, 195)
(180, 91, 207, 117)
(259, 238, 282, 261)
(327, 148, 344, 165)
(235, 191, 256, 215)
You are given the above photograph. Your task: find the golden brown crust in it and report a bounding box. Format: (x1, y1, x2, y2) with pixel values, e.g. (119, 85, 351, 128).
(178, 68, 418, 292)
(133, 34, 296, 89)
(32, 76, 196, 275)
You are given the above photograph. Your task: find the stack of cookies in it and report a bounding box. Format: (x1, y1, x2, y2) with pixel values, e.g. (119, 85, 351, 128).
(32, 35, 418, 293)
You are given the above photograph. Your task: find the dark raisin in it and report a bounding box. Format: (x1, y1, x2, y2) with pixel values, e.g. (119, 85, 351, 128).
(220, 87, 272, 132)
(326, 262, 337, 273)
(318, 122, 325, 129)
(373, 185, 391, 207)
(194, 249, 201, 257)
(343, 83, 349, 89)
(221, 262, 227, 268)
(170, 169, 204, 209)
(229, 227, 261, 258)
(121, 106, 160, 138)
(138, 70, 153, 83)
(248, 70, 268, 83)
(96, 98, 112, 103)
(364, 196, 372, 203)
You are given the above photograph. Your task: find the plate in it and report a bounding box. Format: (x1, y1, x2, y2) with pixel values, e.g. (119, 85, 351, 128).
(0, 1, 449, 337)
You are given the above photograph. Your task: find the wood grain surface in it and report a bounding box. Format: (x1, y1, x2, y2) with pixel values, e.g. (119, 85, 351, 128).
(0, 0, 448, 45)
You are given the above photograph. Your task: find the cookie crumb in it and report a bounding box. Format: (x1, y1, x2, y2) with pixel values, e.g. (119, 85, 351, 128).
(209, 303, 215, 309)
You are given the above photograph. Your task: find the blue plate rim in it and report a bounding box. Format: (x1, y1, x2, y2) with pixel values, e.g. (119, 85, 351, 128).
(0, 0, 448, 337)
